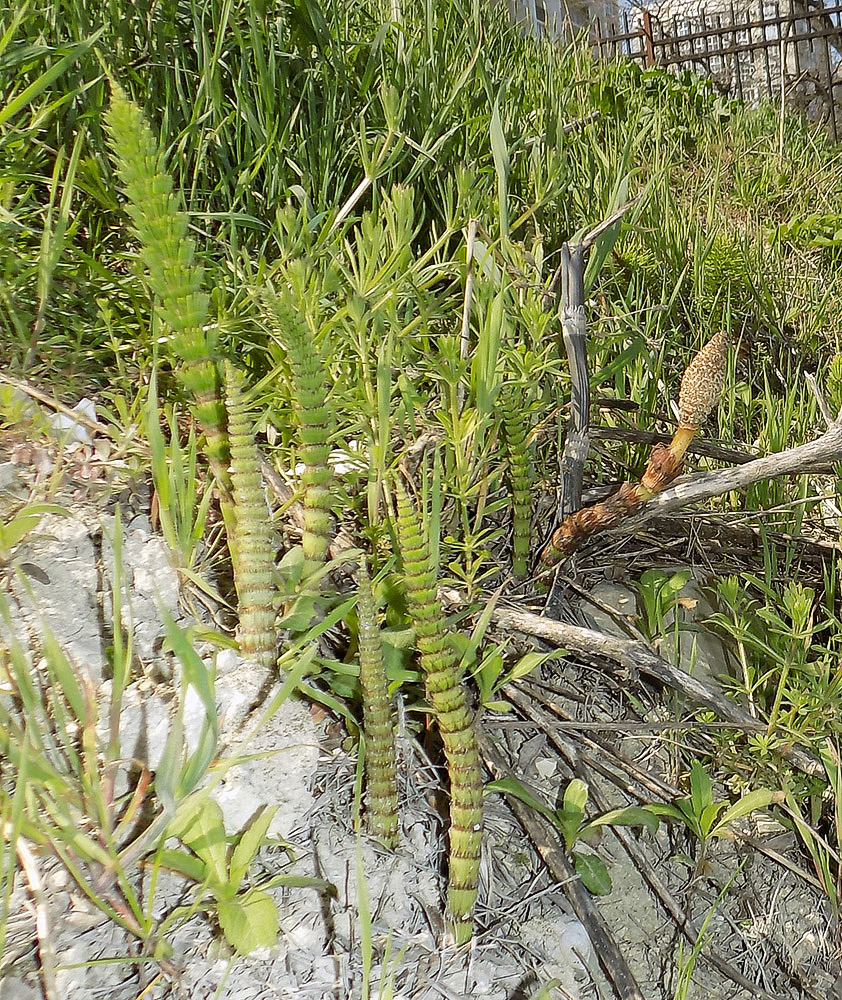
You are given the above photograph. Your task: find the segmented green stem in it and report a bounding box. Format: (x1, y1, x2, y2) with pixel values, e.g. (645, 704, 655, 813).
(262, 288, 334, 566)
(357, 558, 399, 848)
(105, 84, 229, 494)
(394, 481, 483, 944)
(499, 384, 532, 580)
(224, 362, 276, 671)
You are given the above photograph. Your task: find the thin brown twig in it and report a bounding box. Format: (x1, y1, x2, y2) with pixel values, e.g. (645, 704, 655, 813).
(14, 834, 58, 1000)
(492, 605, 823, 778)
(591, 424, 755, 465)
(480, 732, 647, 1000)
(0, 370, 111, 437)
(501, 687, 792, 999)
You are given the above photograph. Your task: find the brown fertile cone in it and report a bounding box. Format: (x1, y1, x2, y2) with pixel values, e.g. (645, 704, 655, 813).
(668, 331, 730, 464)
(540, 331, 730, 564)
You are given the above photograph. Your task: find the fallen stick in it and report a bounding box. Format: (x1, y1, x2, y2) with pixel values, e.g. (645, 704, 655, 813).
(480, 734, 647, 1000)
(491, 606, 822, 778)
(621, 416, 842, 528)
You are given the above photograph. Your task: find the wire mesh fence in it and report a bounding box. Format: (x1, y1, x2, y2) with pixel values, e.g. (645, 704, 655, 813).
(592, 1, 842, 140)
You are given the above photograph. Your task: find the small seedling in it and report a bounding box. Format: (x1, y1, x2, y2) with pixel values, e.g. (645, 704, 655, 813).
(635, 567, 691, 645)
(649, 760, 778, 867)
(488, 776, 660, 894)
(159, 796, 331, 954)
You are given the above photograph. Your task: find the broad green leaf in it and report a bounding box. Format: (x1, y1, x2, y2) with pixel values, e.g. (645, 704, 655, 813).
(585, 806, 660, 837)
(486, 777, 555, 822)
(573, 851, 612, 895)
(508, 651, 559, 682)
(230, 807, 279, 889)
(484, 699, 512, 713)
(667, 570, 691, 592)
(155, 847, 208, 884)
(689, 761, 713, 814)
(712, 790, 776, 837)
(699, 801, 727, 838)
(169, 797, 229, 887)
(217, 889, 279, 954)
(562, 779, 589, 815)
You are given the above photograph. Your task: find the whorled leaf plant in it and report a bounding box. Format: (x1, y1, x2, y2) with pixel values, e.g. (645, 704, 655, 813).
(223, 361, 277, 671)
(104, 82, 229, 498)
(356, 558, 400, 848)
(261, 278, 334, 569)
(499, 383, 533, 579)
(393, 480, 483, 944)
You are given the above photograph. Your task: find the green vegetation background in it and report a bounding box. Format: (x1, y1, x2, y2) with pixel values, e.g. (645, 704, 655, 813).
(4, 0, 842, 944)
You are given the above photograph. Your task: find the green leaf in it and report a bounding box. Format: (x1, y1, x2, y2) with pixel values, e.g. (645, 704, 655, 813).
(217, 889, 280, 954)
(490, 94, 510, 237)
(169, 797, 229, 888)
(229, 807, 278, 890)
(40, 629, 88, 723)
(484, 699, 512, 713)
(508, 651, 558, 682)
(711, 790, 776, 837)
(646, 801, 698, 831)
(486, 777, 555, 822)
(689, 760, 713, 815)
(667, 570, 691, 593)
(573, 851, 612, 895)
(155, 847, 208, 884)
(562, 779, 589, 815)
(699, 801, 727, 838)
(585, 806, 660, 837)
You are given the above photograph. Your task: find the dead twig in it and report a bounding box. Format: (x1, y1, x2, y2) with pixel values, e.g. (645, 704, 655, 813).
(480, 732, 647, 1000)
(491, 605, 822, 778)
(591, 424, 755, 466)
(0, 371, 111, 437)
(502, 687, 788, 1000)
(14, 833, 58, 1000)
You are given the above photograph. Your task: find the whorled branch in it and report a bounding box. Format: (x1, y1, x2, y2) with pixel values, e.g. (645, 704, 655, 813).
(393, 480, 483, 944)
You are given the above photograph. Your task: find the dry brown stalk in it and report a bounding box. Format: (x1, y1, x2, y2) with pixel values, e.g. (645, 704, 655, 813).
(541, 332, 729, 563)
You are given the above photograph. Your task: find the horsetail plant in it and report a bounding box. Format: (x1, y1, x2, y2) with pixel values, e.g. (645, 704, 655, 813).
(499, 383, 533, 579)
(356, 558, 400, 848)
(542, 331, 730, 561)
(393, 480, 483, 944)
(104, 83, 229, 498)
(224, 362, 277, 671)
(262, 280, 334, 569)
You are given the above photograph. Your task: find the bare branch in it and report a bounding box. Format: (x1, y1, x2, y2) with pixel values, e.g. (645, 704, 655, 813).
(492, 606, 822, 778)
(629, 419, 842, 526)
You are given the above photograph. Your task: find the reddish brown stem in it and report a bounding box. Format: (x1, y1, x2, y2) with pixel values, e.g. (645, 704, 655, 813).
(540, 438, 692, 563)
